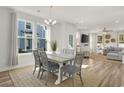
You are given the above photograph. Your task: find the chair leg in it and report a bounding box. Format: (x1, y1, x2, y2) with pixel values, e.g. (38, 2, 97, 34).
(33, 66, 36, 75)
(45, 72, 50, 85)
(72, 75, 74, 87)
(79, 72, 84, 86)
(51, 71, 54, 79)
(37, 67, 41, 78)
(40, 70, 45, 80)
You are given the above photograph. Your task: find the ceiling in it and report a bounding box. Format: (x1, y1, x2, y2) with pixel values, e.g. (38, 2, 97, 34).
(10, 6, 124, 31)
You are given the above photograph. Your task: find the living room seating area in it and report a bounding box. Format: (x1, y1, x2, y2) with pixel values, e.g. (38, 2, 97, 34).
(103, 47, 124, 61)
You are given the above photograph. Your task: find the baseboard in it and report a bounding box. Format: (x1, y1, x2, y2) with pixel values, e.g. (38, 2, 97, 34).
(0, 63, 34, 72)
(0, 66, 11, 72)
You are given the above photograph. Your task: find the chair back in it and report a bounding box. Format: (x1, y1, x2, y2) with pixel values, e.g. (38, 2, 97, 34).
(74, 53, 84, 68)
(62, 48, 74, 55)
(38, 48, 44, 51)
(38, 50, 49, 69)
(33, 50, 40, 65)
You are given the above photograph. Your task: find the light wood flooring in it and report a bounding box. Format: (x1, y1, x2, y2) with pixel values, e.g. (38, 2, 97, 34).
(0, 53, 124, 87)
(0, 71, 14, 87)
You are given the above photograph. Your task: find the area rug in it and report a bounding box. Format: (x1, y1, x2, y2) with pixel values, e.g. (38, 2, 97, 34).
(0, 71, 14, 87)
(9, 66, 83, 87)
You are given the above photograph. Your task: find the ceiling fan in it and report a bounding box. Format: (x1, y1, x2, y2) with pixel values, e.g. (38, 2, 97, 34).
(102, 27, 113, 32)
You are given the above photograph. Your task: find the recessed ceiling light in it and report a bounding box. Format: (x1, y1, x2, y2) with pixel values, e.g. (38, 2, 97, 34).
(115, 20, 119, 23)
(79, 21, 84, 24)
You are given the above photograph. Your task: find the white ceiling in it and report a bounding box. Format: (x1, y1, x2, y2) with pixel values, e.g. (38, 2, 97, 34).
(10, 6, 124, 31)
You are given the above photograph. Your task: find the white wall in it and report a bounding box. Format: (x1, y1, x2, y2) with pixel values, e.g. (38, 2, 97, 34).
(18, 53, 34, 66)
(51, 22, 77, 52)
(0, 7, 13, 70)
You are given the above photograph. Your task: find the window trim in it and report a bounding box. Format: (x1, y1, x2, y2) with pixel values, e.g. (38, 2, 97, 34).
(17, 19, 48, 54)
(36, 23, 47, 39)
(36, 23, 48, 50)
(18, 19, 33, 54)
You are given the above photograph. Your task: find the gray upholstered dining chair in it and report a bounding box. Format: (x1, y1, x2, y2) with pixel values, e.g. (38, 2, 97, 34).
(61, 53, 84, 86)
(38, 50, 59, 85)
(62, 48, 75, 55)
(38, 48, 44, 51)
(62, 48, 75, 65)
(33, 50, 42, 78)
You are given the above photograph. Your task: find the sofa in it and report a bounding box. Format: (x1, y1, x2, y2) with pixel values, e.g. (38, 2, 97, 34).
(107, 52, 122, 61)
(103, 47, 122, 55)
(104, 47, 124, 61)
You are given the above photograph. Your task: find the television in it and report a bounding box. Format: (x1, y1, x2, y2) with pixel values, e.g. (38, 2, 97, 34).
(81, 34, 89, 43)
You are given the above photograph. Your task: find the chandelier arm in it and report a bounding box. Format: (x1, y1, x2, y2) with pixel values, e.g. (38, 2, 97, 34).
(44, 6, 56, 25)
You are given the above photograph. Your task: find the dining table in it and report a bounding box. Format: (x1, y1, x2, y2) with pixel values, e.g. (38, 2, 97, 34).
(46, 51, 75, 85)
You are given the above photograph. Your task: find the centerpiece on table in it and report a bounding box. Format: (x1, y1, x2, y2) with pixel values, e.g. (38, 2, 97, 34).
(50, 40, 57, 53)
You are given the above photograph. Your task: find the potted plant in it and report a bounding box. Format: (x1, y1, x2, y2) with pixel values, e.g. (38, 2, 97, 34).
(50, 41, 57, 53)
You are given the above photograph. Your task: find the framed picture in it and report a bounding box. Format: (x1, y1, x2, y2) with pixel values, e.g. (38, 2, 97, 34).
(105, 40, 110, 43)
(97, 36, 103, 43)
(105, 34, 111, 39)
(119, 34, 124, 43)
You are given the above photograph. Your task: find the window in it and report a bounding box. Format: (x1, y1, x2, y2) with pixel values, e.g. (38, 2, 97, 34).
(18, 20, 33, 53)
(36, 24, 47, 51)
(17, 19, 48, 54)
(69, 34, 73, 48)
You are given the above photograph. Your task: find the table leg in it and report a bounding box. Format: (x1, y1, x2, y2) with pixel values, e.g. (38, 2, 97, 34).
(70, 60, 74, 65)
(55, 63, 63, 85)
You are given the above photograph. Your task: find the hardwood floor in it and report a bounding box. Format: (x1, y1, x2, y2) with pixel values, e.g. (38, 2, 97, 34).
(9, 66, 83, 87)
(82, 59, 123, 86)
(0, 71, 14, 87)
(0, 53, 124, 87)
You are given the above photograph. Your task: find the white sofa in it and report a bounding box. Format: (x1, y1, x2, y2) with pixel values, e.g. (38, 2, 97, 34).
(107, 52, 122, 61)
(106, 47, 124, 61)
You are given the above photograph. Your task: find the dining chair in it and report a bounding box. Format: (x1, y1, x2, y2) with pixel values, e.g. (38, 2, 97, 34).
(33, 50, 42, 78)
(62, 48, 75, 65)
(38, 50, 59, 85)
(38, 48, 44, 51)
(61, 53, 84, 86)
(62, 48, 75, 55)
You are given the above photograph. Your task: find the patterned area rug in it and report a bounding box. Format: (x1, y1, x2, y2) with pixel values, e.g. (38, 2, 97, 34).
(0, 71, 14, 87)
(9, 66, 83, 87)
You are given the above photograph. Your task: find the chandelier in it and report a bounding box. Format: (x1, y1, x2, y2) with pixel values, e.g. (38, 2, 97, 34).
(44, 6, 57, 25)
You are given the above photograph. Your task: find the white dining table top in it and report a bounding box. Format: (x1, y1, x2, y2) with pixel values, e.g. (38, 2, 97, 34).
(46, 51, 75, 63)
